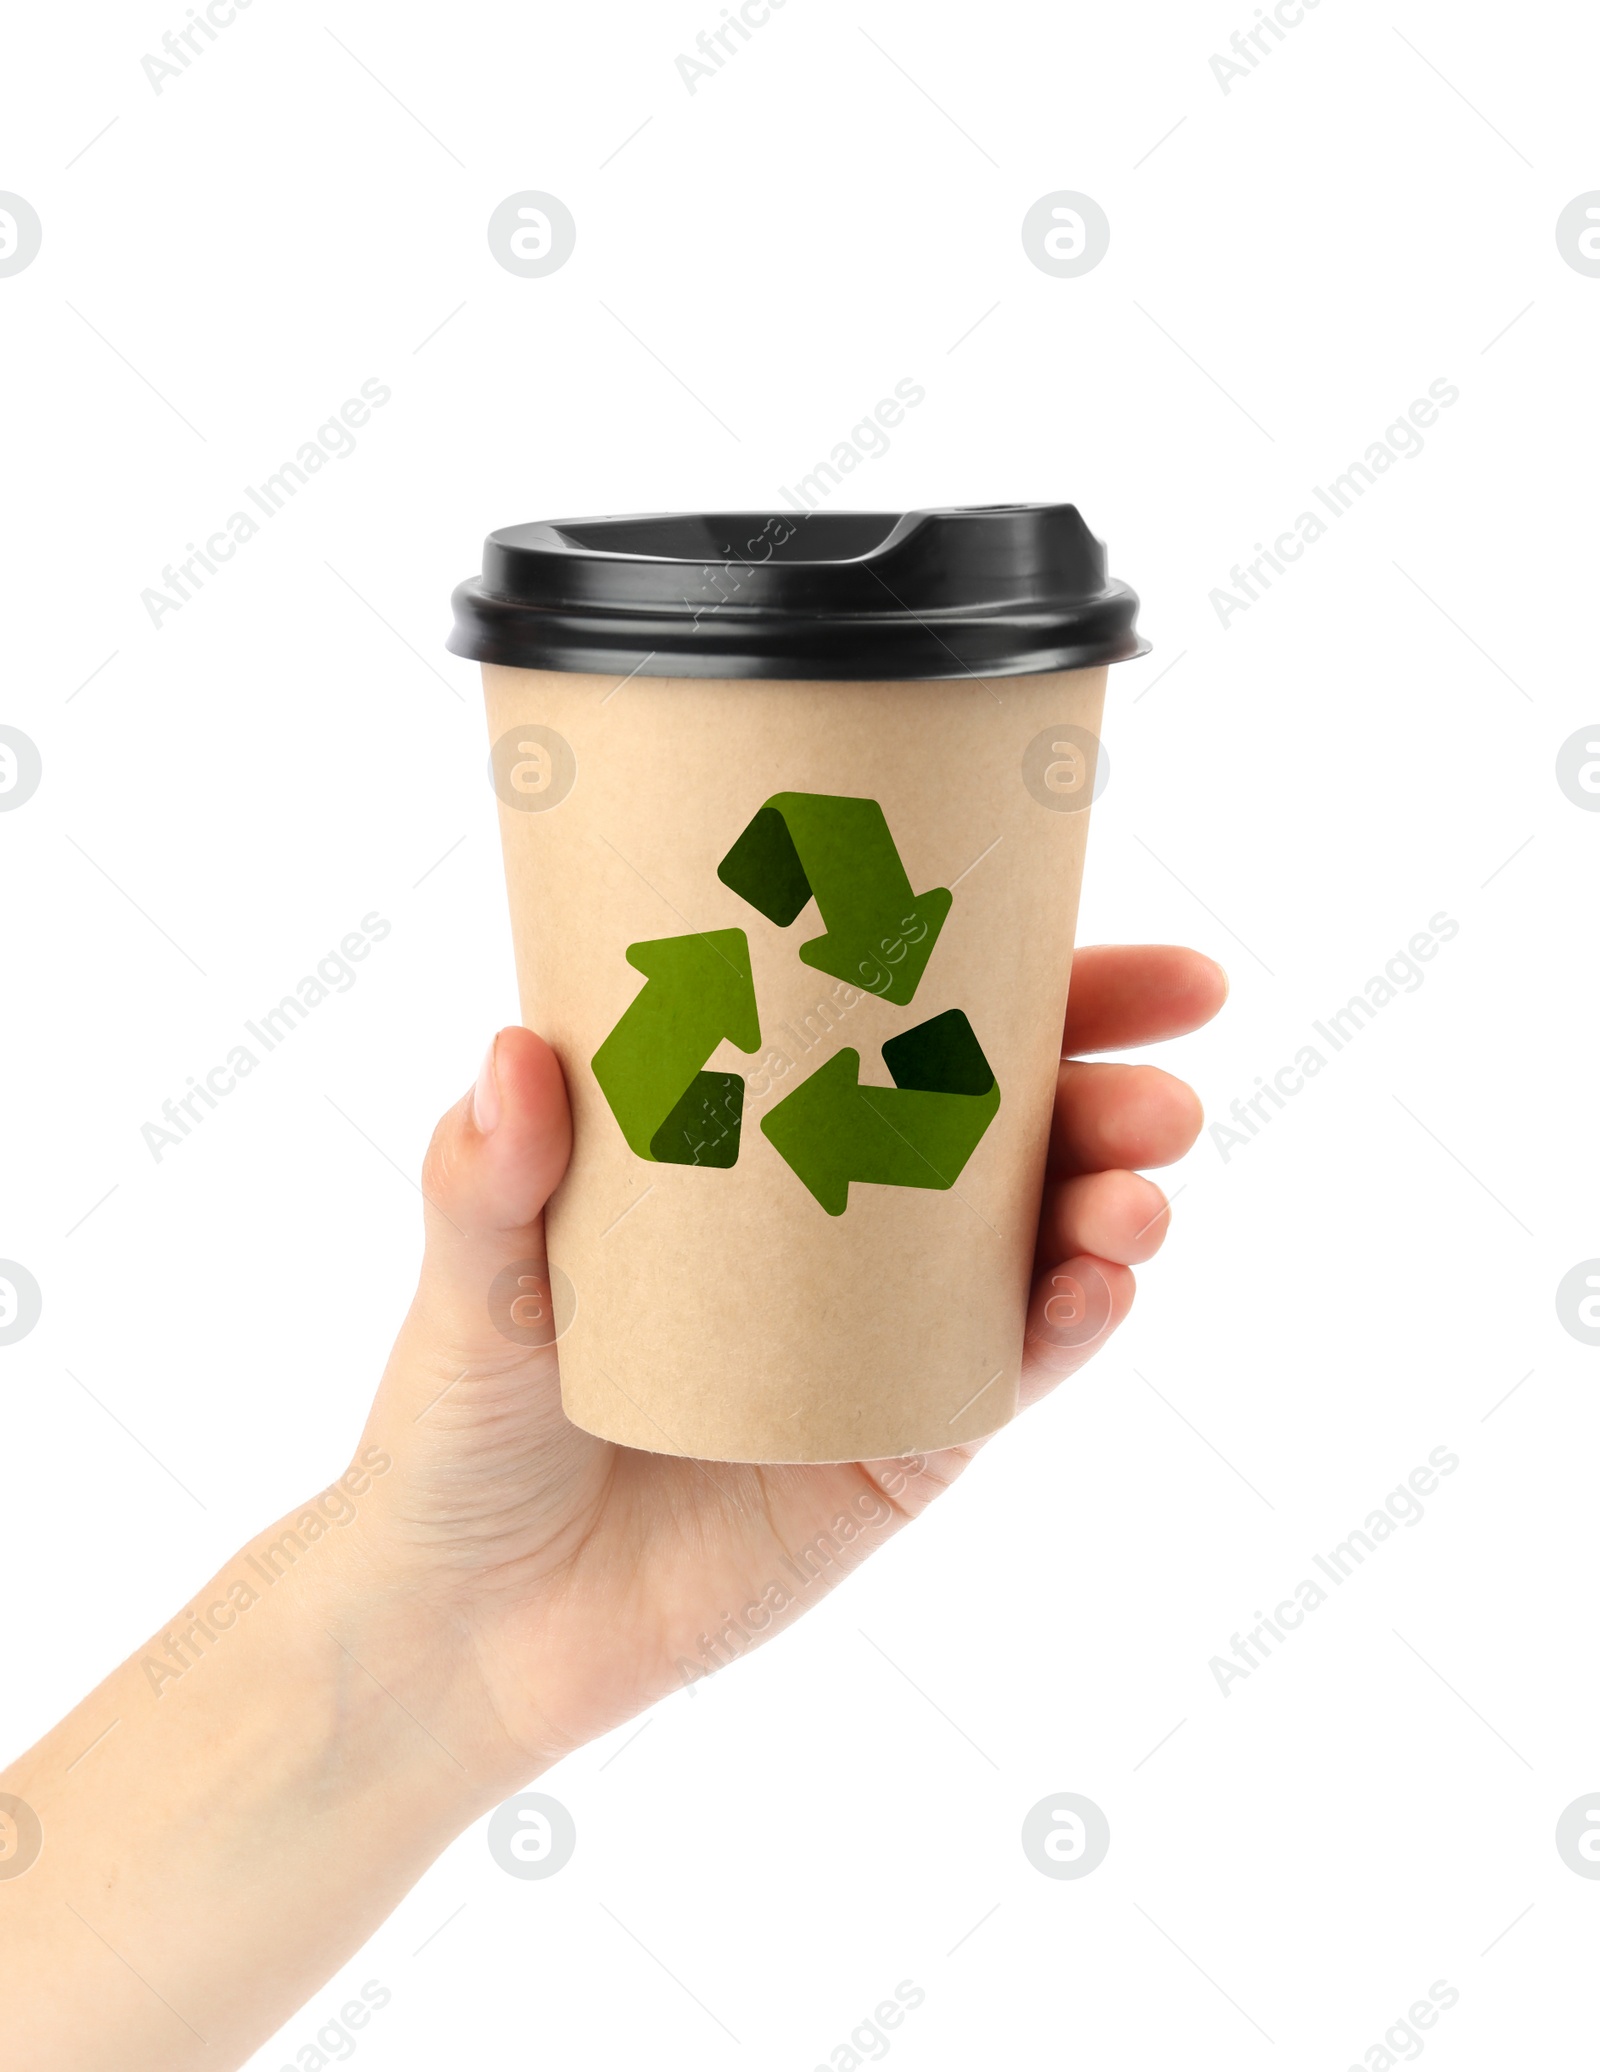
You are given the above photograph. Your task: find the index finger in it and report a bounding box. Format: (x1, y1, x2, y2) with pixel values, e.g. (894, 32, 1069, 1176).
(1062, 945, 1228, 1055)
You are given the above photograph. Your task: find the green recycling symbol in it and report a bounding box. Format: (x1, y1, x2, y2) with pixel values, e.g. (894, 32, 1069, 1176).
(590, 792, 1000, 1215)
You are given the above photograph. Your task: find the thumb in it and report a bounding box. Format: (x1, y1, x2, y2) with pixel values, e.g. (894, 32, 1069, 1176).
(405, 1026, 574, 1370)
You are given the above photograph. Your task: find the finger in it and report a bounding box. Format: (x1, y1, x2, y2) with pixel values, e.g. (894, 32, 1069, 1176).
(1049, 1060, 1203, 1175)
(1037, 1169, 1171, 1267)
(1062, 945, 1228, 1055)
(1019, 1254, 1136, 1404)
(406, 1027, 574, 1365)
(422, 1027, 572, 1241)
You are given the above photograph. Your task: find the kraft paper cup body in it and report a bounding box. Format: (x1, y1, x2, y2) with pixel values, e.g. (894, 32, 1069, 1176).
(483, 663, 1108, 1464)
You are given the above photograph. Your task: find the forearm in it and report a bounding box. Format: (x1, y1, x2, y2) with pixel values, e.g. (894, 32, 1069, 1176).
(0, 1471, 529, 2072)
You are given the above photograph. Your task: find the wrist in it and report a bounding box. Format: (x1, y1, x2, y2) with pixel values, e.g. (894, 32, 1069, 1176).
(254, 1479, 542, 1809)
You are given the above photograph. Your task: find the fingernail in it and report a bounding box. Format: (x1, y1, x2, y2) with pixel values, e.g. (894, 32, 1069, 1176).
(473, 1034, 501, 1135)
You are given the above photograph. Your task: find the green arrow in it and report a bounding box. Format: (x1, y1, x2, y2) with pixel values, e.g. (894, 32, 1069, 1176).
(761, 1009, 1001, 1215)
(718, 792, 952, 1007)
(591, 930, 761, 1167)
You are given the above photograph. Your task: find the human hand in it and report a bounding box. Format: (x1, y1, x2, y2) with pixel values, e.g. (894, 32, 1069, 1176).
(348, 942, 1226, 1789)
(0, 943, 1222, 2072)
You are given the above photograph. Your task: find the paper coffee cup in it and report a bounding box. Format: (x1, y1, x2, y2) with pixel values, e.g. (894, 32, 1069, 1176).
(449, 506, 1146, 1463)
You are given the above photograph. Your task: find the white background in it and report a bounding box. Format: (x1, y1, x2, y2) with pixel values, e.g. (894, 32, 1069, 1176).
(3, 0, 1598, 2065)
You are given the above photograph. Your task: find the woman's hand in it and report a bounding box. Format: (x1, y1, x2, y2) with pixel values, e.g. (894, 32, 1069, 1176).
(0, 942, 1222, 2072)
(353, 941, 1226, 1784)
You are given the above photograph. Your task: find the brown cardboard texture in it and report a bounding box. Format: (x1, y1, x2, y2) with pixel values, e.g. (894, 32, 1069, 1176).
(483, 663, 1108, 1463)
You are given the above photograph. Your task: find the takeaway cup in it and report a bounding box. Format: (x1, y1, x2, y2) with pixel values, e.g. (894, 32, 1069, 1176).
(448, 504, 1146, 1462)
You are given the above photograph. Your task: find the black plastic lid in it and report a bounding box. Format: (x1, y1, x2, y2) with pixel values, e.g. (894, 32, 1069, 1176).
(447, 503, 1147, 681)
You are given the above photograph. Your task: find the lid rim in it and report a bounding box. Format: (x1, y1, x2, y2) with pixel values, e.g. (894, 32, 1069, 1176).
(450, 504, 1147, 680)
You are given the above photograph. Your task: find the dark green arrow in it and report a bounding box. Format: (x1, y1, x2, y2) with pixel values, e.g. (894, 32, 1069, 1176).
(761, 1009, 1001, 1215)
(718, 791, 952, 1007)
(591, 930, 761, 1168)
